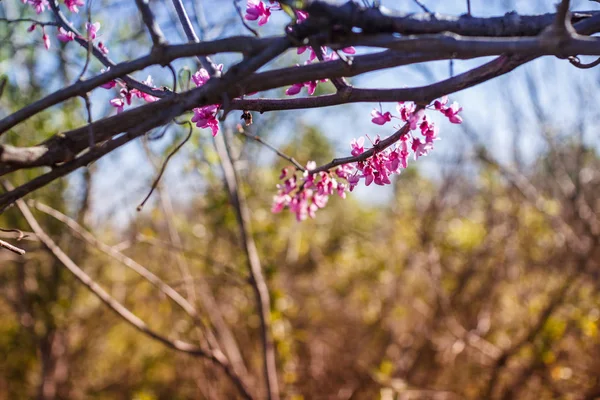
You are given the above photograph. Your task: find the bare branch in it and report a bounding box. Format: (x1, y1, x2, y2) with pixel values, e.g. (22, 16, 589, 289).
(568, 55, 600, 68)
(3, 10, 600, 135)
(215, 131, 280, 400)
(0, 238, 26, 255)
(8, 188, 252, 399)
(234, 0, 259, 37)
(135, 0, 167, 47)
(412, 0, 432, 14)
(301, 1, 597, 36)
(138, 121, 193, 211)
(238, 126, 306, 171)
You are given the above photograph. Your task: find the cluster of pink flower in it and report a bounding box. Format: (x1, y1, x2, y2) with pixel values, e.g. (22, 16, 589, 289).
(272, 98, 463, 221)
(101, 65, 222, 135)
(189, 66, 223, 137)
(107, 75, 159, 113)
(22, 0, 83, 15)
(24, 0, 107, 53)
(272, 162, 349, 221)
(244, 1, 355, 97)
(21, 0, 50, 14)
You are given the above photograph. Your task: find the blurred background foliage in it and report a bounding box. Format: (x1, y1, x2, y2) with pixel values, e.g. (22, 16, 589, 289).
(2, 0, 600, 399)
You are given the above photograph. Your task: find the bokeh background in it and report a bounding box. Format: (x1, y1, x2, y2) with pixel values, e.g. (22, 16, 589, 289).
(1, 0, 600, 399)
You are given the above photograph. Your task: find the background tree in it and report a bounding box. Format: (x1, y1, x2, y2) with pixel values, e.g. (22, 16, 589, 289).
(1, 0, 600, 399)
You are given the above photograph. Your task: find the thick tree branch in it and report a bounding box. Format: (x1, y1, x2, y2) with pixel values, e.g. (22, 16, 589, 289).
(300, 1, 596, 36)
(0, 35, 276, 135)
(2, 4, 600, 210)
(3, 10, 600, 135)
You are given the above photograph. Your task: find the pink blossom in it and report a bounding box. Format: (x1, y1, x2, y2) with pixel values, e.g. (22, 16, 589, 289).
(342, 47, 356, 55)
(245, 0, 271, 26)
(398, 138, 409, 169)
(101, 80, 117, 89)
(285, 83, 303, 96)
(27, 24, 37, 32)
(371, 109, 392, 125)
(433, 95, 448, 111)
(271, 96, 463, 221)
(42, 32, 50, 50)
(335, 164, 355, 180)
(309, 46, 327, 62)
(411, 137, 433, 159)
(120, 88, 133, 105)
(296, 10, 309, 23)
(282, 175, 297, 194)
(305, 80, 317, 95)
(57, 27, 75, 42)
(29, 0, 49, 14)
(109, 98, 124, 113)
(136, 76, 159, 102)
(336, 183, 347, 198)
(192, 68, 210, 87)
(192, 105, 220, 136)
(99, 68, 117, 89)
(64, 0, 84, 13)
(98, 41, 109, 55)
(347, 174, 360, 191)
(408, 109, 425, 130)
(272, 193, 291, 213)
(271, 160, 350, 221)
(443, 102, 463, 124)
(86, 22, 100, 40)
(350, 137, 365, 156)
(397, 102, 416, 122)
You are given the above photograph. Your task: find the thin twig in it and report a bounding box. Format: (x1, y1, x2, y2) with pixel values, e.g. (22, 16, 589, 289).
(309, 41, 349, 90)
(0, 238, 26, 255)
(238, 128, 305, 171)
(412, 0, 432, 14)
(0, 18, 58, 27)
(82, 93, 95, 149)
(137, 121, 192, 211)
(76, 0, 94, 82)
(234, 0, 259, 37)
(310, 106, 421, 174)
(135, 0, 167, 47)
(0, 227, 26, 241)
(568, 55, 600, 68)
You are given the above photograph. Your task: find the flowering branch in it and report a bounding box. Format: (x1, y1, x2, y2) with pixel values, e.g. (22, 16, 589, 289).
(4, 0, 600, 213)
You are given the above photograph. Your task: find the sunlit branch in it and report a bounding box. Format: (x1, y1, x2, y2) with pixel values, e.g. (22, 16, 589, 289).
(9, 189, 252, 400)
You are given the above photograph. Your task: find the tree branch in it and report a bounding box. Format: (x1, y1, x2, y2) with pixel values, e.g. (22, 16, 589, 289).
(8, 184, 252, 400)
(214, 131, 280, 400)
(135, 0, 167, 47)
